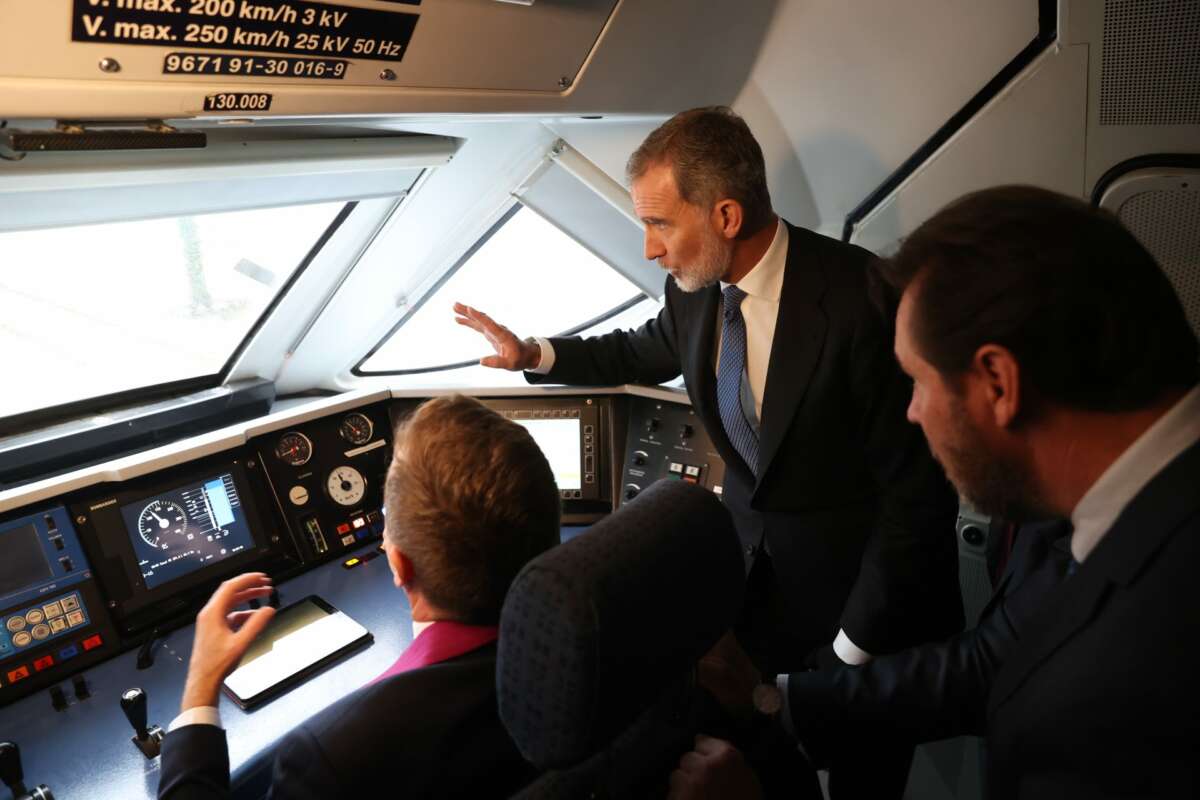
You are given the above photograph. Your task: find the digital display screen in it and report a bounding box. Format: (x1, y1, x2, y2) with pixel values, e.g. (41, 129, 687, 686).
(223, 597, 370, 707)
(0, 521, 52, 600)
(514, 418, 582, 491)
(119, 472, 257, 590)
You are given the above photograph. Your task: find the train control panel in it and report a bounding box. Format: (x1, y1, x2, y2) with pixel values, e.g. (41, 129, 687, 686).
(0, 386, 721, 799)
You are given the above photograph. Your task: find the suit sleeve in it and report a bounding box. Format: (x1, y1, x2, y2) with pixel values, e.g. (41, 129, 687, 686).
(787, 586, 1020, 753)
(526, 284, 683, 387)
(266, 726, 344, 800)
(838, 282, 963, 654)
(158, 726, 232, 800)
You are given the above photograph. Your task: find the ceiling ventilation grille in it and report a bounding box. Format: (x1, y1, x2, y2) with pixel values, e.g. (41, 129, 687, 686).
(1100, 0, 1200, 126)
(1118, 187, 1200, 339)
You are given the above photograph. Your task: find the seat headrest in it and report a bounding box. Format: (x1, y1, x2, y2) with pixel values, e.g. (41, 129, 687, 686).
(497, 480, 743, 770)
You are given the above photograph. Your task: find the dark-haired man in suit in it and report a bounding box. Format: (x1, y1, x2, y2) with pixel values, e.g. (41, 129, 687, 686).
(672, 186, 1200, 799)
(158, 395, 561, 799)
(457, 106, 962, 797)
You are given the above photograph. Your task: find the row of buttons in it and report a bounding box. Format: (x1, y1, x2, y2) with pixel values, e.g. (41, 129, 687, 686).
(3, 593, 85, 652)
(668, 462, 704, 484)
(2, 634, 103, 689)
(334, 509, 385, 547)
(503, 409, 583, 420)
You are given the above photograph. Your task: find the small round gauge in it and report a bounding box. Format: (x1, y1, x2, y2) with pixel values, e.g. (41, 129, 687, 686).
(326, 465, 367, 507)
(137, 500, 188, 549)
(275, 431, 313, 467)
(338, 412, 374, 446)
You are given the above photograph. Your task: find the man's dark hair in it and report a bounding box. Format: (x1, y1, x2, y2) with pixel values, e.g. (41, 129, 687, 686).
(627, 106, 774, 237)
(384, 395, 561, 624)
(878, 185, 1198, 412)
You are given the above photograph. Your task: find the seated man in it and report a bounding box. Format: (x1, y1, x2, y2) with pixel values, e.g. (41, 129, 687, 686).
(158, 395, 562, 799)
(670, 185, 1200, 799)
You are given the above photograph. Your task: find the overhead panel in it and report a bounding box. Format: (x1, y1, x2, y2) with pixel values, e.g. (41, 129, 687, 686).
(0, 0, 619, 117)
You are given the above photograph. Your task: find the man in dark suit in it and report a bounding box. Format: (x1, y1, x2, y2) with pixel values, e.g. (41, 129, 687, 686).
(671, 186, 1200, 798)
(157, 396, 561, 799)
(457, 106, 962, 796)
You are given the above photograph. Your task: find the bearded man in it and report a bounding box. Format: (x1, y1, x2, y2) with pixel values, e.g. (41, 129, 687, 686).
(457, 106, 962, 798)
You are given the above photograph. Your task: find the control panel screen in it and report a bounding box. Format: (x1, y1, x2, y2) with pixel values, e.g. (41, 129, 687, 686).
(119, 473, 257, 590)
(514, 418, 582, 491)
(0, 523, 53, 599)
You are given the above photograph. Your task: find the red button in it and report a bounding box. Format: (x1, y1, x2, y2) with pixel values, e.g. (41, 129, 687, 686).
(6, 666, 30, 683)
(81, 634, 103, 652)
(336, 523, 351, 535)
(33, 655, 55, 672)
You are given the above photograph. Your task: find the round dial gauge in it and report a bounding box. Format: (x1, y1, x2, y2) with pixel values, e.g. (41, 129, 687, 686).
(338, 412, 374, 446)
(137, 500, 188, 549)
(275, 431, 313, 467)
(326, 465, 367, 507)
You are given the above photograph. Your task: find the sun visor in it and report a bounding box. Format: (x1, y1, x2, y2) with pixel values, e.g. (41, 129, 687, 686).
(0, 128, 458, 232)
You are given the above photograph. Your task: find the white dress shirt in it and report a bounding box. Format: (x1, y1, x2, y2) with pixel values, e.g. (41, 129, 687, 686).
(1070, 385, 1200, 563)
(532, 220, 870, 664)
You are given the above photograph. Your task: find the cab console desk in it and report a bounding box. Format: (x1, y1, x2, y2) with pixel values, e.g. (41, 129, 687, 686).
(0, 385, 724, 800)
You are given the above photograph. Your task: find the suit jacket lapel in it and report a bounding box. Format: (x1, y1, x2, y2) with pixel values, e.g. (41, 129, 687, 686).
(755, 223, 828, 490)
(989, 440, 1200, 714)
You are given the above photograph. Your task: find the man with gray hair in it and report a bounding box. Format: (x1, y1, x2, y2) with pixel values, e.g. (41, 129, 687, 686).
(456, 106, 962, 797)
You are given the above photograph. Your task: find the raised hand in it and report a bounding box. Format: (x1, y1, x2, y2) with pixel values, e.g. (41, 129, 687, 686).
(180, 572, 276, 711)
(453, 302, 541, 371)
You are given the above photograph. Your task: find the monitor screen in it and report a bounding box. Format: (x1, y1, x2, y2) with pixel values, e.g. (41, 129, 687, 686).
(514, 418, 582, 491)
(0, 520, 52, 600)
(120, 472, 257, 590)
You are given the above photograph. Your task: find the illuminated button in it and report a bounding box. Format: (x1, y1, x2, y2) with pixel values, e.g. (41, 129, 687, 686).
(7, 666, 30, 684)
(341, 534, 356, 547)
(12, 632, 32, 648)
(713, 486, 724, 496)
(668, 463, 684, 474)
(33, 655, 54, 672)
(336, 523, 351, 535)
(25, 609, 45, 625)
(43, 601, 63, 619)
(65, 611, 85, 628)
(81, 634, 103, 651)
(49, 618, 67, 634)
(683, 476, 698, 484)
(60, 594, 80, 613)
(342, 557, 361, 570)
(684, 465, 702, 477)
(31, 624, 50, 641)
(58, 644, 79, 661)
(6, 617, 25, 633)
(351, 517, 366, 529)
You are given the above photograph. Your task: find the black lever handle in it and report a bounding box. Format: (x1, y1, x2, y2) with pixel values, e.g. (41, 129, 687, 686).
(120, 688, 149, 741)
(0, 741, 24, 790)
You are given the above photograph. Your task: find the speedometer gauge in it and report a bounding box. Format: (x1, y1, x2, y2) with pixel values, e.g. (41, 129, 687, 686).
(338, 412, 374, 446)
(275, 432, 313, 467)
(326, 465, 367, 507)
(137, 500, 188, 549)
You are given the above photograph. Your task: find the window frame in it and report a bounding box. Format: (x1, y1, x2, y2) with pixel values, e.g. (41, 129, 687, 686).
(353, 201, 651, 377)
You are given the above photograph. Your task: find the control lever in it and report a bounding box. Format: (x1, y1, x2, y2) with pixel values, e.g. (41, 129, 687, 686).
(0, 742, 54, 800)
(120, 688, 165, 759)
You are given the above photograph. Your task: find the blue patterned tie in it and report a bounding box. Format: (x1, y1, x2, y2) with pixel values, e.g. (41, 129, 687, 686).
(717, 285, 759, 475)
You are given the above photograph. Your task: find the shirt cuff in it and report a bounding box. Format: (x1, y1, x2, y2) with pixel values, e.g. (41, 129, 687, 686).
(169, 705, 222, 732)
(527, 337, 556, 375)
(775, 673, 796, 738)
(832, 629, 872, 665)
